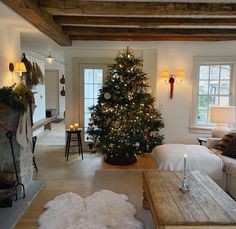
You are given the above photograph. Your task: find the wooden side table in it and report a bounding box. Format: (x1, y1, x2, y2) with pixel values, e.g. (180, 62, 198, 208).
(197, 136, 209, 145)
(65, 129, 83, 161)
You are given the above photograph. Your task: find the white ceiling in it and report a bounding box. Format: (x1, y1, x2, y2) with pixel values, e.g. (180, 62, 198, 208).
(0, 1, 65, 64)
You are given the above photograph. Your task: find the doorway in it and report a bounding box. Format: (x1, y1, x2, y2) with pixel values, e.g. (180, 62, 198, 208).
(39, 70, 66, 146)
(78, 64, 108, 148)
(45, 70, 59, 118)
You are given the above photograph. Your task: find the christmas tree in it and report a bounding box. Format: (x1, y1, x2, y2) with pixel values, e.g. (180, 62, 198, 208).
(87, 47, 164, 165)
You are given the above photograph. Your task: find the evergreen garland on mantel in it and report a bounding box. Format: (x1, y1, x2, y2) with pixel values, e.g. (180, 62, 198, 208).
(87, 47, 164, 165)
(0, 82, 34, 114)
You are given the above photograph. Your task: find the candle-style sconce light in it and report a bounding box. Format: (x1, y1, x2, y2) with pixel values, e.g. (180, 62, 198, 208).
(15, 62, 27, 77)
(161, 69, 185, 99)
(9, 61, 27, 83)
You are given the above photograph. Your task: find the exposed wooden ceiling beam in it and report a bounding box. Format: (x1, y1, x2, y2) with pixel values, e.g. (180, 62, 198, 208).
(64, 26, 236, 37)
(2, 0, 71, 46)
(40, 1, 236, 17)
(70, 34, 236, 41)
(54, 15, 236, 27)
(65, 26, 236, 41)
(4, 0, 236, 43)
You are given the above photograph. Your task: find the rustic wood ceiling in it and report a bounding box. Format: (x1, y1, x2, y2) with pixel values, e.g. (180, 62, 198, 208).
(2, 0, 236, 46)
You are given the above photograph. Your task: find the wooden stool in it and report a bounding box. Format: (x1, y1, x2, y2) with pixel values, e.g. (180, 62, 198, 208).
(65, 129, 83, 161)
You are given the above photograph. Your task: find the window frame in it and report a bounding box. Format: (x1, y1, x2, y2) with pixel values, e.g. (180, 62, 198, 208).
(190, 56, 236, 134)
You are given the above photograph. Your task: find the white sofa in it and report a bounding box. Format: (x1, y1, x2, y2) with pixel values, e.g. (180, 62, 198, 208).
(207, 138, 236, 200)
(219, 154, 236, 199)
(151, 139, 236, 200)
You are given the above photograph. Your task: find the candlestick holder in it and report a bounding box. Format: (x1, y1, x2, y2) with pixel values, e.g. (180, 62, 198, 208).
(179, 177, 190, 193)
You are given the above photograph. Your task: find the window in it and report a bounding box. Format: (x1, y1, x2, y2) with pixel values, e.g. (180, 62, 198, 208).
(191, 57, 236, 132)
(73, 58, 113, 150)
(84, 68, 103, 141)
(78, 63, 108, 143)
(197, 64, 232, 126)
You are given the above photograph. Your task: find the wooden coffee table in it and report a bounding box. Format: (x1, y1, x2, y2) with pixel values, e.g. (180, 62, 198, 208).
(143, 170, 236, 229)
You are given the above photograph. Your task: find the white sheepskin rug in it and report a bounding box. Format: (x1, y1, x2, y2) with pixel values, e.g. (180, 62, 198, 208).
(38, 189, 143, 229)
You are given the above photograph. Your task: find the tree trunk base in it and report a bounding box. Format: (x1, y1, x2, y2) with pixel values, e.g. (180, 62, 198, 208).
(104, 154, 137, 166)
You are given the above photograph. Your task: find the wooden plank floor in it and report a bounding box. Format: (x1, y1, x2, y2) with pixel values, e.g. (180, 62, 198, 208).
(15, 144, 155, 229)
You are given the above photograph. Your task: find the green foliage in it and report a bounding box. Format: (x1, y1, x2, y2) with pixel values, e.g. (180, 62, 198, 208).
(87, 47, 164, 160)
(0, 82, 34, 113)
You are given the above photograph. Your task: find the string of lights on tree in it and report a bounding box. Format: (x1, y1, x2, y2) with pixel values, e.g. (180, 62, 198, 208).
(87, 47, 164, 165)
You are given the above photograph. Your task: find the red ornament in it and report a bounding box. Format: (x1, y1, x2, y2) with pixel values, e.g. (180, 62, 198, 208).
(120, 75, 124, 81)
(146, 131, 152, 139)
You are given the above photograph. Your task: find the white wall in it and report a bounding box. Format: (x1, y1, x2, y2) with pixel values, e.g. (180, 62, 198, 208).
(0, 23, 47, 136)
(24, 53, 46, 124)
(22, 51, 66, 135)
(0, 23, 20, 87)
(22, 51, 46, 136)
(64, 41, 236, 144)
(156, 41, 236, 144)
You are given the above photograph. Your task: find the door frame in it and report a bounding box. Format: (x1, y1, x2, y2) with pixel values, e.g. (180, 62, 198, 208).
(79, 63, 108, 148)
(45, 69, 59, 115)
(72, 58, 114, 151)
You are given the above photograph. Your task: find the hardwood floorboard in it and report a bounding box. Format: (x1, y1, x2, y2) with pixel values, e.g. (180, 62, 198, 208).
(15, 139, 155, 228)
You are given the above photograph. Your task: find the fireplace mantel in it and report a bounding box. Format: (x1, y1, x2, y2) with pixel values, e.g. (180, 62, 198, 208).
(0, 103, 33, 188)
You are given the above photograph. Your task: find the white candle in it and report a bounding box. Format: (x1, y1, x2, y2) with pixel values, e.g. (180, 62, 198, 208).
(184, 154, 187, 178)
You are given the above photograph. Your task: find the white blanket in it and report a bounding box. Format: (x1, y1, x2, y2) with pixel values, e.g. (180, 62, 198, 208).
(151, 144, 223, 180)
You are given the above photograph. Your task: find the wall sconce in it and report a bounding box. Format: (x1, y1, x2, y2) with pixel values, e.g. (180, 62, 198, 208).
(9, 62, 27, 83)
(46, 51, 54, 64)
(161, 69, 185, 99)
(15, 62, 27, 77)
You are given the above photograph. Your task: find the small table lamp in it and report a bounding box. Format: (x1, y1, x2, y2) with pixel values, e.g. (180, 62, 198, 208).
(210, 106, 235, 138)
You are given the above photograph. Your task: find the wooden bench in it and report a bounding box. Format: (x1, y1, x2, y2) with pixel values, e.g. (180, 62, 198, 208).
(32, 118, 52, 132)
(143, 170, 236, 228)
